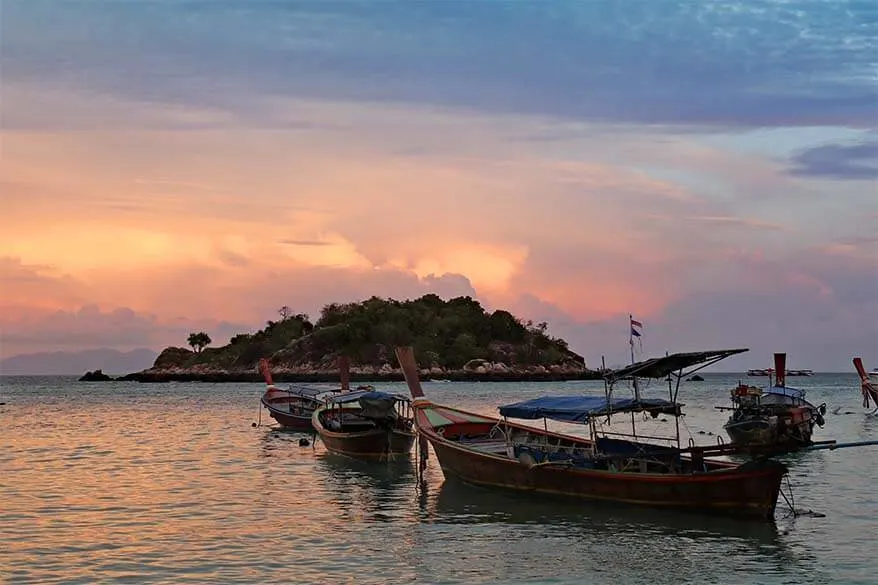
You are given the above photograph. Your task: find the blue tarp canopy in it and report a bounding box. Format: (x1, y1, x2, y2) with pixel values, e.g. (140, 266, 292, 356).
(326, 390, 407, 405)
(498, 395, 681, 423)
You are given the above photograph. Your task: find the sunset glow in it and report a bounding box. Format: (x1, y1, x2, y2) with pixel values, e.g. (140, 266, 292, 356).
(1, 2, 876, 369)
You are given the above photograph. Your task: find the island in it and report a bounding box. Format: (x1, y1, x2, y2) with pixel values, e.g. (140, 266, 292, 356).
(119, 295, 603, 383)
(79, 369, 114, 382)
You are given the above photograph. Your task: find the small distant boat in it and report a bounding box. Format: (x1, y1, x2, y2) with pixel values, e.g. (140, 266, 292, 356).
(312, 389, 416, 459)
(747, 368, 813, 377)
(852, 357, 878, 415)
(722, 353, 825, 451)
(258, 357, 349, 431)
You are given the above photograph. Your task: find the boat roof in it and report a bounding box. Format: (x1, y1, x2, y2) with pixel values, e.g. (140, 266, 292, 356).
(763, 385, 806, 399)
(498, 395, 681, 423)
(326, 389, 409, 405)
(606, 349, 748, 381)
(269, 385, 328, 399)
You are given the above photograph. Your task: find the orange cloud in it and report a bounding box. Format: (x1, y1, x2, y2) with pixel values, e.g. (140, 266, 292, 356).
(5, 83, 844, 356)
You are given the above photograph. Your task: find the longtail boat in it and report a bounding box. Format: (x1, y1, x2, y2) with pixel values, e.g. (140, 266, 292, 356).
(312, 389, 415, 459)
(853, 357, 878, 415)
(395, 346, 789, 522)
(720, 353, 826, 451)
(258, 356, 350, 430)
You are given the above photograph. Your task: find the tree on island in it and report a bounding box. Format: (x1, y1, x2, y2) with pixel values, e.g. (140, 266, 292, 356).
(187, 332, 212, 353)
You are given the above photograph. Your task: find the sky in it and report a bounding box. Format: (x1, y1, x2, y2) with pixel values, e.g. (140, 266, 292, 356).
(1, 1, 876, 371)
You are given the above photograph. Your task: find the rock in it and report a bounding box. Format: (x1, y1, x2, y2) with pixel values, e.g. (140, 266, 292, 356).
(687, 374, 705, 382)
(79, 369, 113, 382)
(153, 347, 195, 369)
(463, 359, 489, 371)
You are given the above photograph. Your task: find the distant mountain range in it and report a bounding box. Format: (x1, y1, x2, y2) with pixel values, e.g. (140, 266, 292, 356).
(0, 348, 159, 375)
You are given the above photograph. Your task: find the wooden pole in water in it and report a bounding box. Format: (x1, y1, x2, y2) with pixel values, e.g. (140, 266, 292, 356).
(801, 440, 878, 452)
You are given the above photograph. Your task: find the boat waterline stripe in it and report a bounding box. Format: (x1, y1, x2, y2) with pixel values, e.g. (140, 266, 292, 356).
(440, 470, 775, 511)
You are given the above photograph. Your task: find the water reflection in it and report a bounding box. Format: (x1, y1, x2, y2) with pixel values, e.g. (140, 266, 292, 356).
(409, 479, 828, 585)
(1, 376, 868, 585)
(257, 426, 316, 458)
(315, 453, 418, 523)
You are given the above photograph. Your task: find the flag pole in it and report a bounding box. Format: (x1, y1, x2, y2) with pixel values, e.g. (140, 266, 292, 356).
(628, 314, 635, 365)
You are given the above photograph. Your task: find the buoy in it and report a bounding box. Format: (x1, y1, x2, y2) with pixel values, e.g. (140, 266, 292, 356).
(299, 437, 310, 447)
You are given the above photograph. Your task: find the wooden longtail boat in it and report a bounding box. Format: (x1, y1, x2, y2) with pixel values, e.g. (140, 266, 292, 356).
(258, 357, 350, 431)
(395, 346, 789, 522)
(721, 353, 826, 452)
(312, 390, 416, 459)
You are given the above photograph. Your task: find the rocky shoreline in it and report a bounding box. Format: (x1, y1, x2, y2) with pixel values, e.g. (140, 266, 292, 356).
(115, 369, 604, 383)
(104, 358, 604, 383)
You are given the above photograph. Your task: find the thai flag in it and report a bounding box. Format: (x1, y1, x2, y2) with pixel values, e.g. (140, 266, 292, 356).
(630, 317, 643, 337)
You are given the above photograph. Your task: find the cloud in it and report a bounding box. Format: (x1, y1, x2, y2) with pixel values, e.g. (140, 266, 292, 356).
(3, 2, 875, 130)
(0, 253, 478, 358)
(279, 240, 334, 247)
(503, 239, 878, 372)
(2, 4, 876, 370)
(787, 140, 878, 180)
(686, 216, 786, 231)
(0, 303, 250, 358)
(502, 236, 869, 373)
(0, 257, 87, 309)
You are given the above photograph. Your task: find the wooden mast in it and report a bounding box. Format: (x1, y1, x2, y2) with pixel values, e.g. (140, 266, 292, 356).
(338, 355, 351, 392)
(395, 346, 425, 399)
(853, 357, 878, 411)
(774, 353, 786, 388)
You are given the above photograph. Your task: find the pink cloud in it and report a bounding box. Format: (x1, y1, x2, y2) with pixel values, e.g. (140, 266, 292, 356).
(2, 88, 875, 370)
(0, 303, 250, 357)
(0, 255, 478, 357)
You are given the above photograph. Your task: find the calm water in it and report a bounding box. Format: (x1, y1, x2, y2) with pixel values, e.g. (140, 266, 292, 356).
(1, 374, 876, 584)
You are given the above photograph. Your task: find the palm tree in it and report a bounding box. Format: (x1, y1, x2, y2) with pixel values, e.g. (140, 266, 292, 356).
(187, 332, 212, 353)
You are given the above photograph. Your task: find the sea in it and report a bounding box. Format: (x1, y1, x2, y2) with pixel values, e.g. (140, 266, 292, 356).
(1, 373, 876, 585)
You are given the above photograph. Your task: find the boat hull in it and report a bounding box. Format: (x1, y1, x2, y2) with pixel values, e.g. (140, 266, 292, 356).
(724, 417, 813, 451)
(313, 403, 415, 459)
(425, 434, 785, 521)
(723, 401, 818, 452)
(263, 404, 314, 431)
(319, 428, 415, 459)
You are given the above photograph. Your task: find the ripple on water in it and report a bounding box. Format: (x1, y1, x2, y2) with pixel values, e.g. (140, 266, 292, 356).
(1, 376, 876, 584)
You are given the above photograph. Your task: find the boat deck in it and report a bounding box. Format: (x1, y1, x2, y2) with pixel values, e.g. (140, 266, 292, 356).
(448, 427, 720, 475)
(458, 438, 509, 455)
